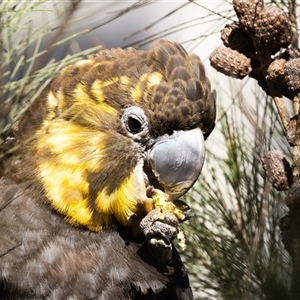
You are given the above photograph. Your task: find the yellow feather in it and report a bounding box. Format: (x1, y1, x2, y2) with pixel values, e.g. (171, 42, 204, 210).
(147, 72, 163, 87)
(35, 120, 147, 231)
(72, 81, 118, 116)
(131, 72, 163, 102)
(96, 161, 147, 226)
(33, 64, 163, 231)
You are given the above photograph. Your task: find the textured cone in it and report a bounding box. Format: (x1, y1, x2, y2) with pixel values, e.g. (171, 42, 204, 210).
(221, 22, 255, 54)
(233, 0, 264, 32)
(210, 46, 252, 79)
(255, 5, 292, 52)
(261, 150, 292, 191)
(287, 118, 296, 145)
(284, 58, 300, 93)
(267, 58, 286, 83)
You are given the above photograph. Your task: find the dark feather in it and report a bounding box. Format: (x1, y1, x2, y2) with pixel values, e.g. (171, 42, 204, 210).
(0, 179, 192, 299)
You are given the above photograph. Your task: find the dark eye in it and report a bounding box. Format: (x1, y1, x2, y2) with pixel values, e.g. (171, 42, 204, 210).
(127, 117, 142, 133)
(121, 106, 148, 137)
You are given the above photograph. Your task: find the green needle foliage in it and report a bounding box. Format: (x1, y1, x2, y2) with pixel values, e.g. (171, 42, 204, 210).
(0, 1, 100, 144)
(182, 83, 292, 299)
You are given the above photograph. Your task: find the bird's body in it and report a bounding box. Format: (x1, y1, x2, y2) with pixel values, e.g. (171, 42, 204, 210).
(0, 179, 191, 299)
(0, 39, 216, 299)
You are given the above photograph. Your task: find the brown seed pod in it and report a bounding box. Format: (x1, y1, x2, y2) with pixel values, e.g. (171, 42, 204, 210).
(267, 58, 286, 83)
(255, 5, 292, 52)
(221, 22, 255, 54)
(287, 118, 296, 146)
(284, 58, 300, 93)
(233, 0, 264, 32)
(210, 46, 252, 79)
(261, 150, 292, 191)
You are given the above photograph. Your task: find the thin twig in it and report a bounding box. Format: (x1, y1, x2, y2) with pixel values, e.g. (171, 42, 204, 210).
(266, 80, 290, 132)
(293, 94, 300, 115)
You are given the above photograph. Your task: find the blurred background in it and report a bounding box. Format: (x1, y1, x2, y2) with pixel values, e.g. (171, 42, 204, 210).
(1, 1, 298, 299)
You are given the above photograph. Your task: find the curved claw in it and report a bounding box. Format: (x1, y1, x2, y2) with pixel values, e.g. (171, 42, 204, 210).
(140, 209, 179, 263)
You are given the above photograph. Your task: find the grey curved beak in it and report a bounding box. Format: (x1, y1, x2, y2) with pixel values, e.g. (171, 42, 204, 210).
(148, 128, 205, 200)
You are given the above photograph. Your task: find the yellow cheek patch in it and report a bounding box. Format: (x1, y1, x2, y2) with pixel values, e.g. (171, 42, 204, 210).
(35, 120, 147, 231)
(96, 162, 147, 226)
(37, 160, 92, 226)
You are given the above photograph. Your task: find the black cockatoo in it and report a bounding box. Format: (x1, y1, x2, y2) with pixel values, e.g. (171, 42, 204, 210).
(0, 39, 216, 299)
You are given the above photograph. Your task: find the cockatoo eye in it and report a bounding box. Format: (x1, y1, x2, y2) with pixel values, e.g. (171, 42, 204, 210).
(121, 106, 149, 138)
(127, 116, 143, 134)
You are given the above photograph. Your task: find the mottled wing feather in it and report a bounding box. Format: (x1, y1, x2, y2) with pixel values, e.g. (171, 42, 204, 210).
(0, 180, 192, 299)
